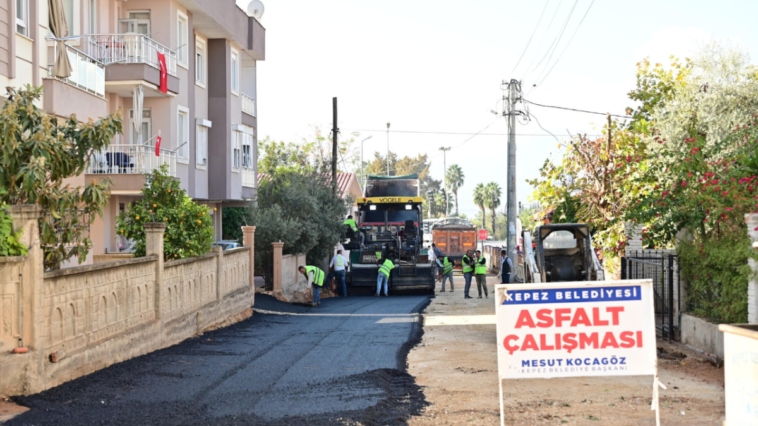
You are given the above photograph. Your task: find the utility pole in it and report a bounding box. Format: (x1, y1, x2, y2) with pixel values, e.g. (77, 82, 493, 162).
(386, 122, 391, 175)
(505, 80, 520, 264)
(332, 97, 338, 192)
(439, 147, 451, 217)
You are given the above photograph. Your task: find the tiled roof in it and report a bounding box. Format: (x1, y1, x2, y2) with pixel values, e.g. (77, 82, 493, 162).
(256, 172, 360, 199)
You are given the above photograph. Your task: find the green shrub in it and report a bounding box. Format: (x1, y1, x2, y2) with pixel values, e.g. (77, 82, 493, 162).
(0, 204, 27, 256)
(116, 165, 214, 261)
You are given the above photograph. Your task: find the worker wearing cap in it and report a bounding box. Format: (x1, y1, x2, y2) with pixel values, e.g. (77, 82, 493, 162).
(462, 250, 475, 299)
(435, 256, 455, 292)
(474, 250, 488, 299)
(343, 215, 364, 245)
(299, 265, 325, 306)
(376, 256, 394, 296)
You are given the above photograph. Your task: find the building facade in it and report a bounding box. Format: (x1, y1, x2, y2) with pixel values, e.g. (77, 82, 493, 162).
(2, 0, 264, 264)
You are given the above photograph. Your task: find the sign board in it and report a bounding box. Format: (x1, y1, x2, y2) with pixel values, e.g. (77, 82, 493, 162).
(495, 280, 657, 379)
(478, 229, 489, 240)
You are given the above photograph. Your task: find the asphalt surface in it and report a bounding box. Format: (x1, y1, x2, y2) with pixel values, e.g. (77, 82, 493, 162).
(10, 294, 431, 426)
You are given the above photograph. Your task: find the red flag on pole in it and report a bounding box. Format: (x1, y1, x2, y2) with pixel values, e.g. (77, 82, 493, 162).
(155, 136, 162, 156)
(157, 52, 168, 94)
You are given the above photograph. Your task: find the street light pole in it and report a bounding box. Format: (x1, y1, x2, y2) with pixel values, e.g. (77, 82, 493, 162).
(360, 135, 373, 190)
(439, 147, 451, 218)
(386, 122, 391, 176)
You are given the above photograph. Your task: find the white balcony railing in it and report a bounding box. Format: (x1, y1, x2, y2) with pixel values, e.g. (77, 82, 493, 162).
(241, 92, 256, 117)
(84, 34, 178, 77)
(87, 144, 177, 176)
(48, 42, 106, 98)
(241, 168, 256, 188)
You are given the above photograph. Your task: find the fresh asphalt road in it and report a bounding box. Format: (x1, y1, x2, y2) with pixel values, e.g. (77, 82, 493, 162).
(10, 294, 431, 426)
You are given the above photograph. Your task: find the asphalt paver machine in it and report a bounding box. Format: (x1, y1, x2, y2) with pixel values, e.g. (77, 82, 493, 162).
(522, 223, 605, 283)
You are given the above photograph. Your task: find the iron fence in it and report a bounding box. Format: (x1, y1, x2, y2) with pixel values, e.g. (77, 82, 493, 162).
(620, 254, 682, 341)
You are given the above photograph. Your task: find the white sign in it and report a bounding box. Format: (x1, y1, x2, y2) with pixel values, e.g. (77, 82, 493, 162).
(495, 280, 657, 379)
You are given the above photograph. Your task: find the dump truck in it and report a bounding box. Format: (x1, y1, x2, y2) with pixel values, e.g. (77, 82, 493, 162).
(431, 217, 477, 272)
(522, 223, 605, 283)
(346, 174, 435, 293)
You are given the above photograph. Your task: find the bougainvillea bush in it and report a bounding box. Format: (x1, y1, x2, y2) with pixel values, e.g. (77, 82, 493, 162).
(117, 165, 214, 260)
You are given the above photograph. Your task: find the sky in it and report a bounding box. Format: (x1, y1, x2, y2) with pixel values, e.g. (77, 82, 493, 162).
(237, 0, 758, 219)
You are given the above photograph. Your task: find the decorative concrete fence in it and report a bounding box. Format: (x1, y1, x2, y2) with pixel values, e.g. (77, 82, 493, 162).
(269, 242, 334, 303)
(0, 205, 256, 396)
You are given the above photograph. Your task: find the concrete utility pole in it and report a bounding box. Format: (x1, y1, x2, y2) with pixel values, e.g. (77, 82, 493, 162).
(386, 122, 391, 175)
(360, 135, 372, 190)
(332, 97, 338, 192)
(439, 147, 451, 217)
(505, 80, 520, 264)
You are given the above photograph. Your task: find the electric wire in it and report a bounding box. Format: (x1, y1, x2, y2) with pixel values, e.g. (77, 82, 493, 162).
(531, 0, 580, 86)
(511, 0, 551, 74)
(533, 0, 596, 89)
(522, 0, 563, 81)
(528, 111, 560, 143)
(523, 99, 632, 119)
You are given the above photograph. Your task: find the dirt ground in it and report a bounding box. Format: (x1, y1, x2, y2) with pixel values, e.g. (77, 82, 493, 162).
(0, 397, 27, 424)
(407, 276, 725, 425)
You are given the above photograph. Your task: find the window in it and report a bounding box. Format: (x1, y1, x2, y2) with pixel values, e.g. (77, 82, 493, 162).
(177, 11, 188, 66)
(129, 109, 152, 145)
(231, 49, 239, 94)
(195, 38, 205, 86)
(16, 0, 28, 36)
(120, 11, 150, 35)
(177, 107, 189, 162)
(241, 132, 253, 168)
(232, 130, 241, 170)
(196, 123, 210, 168)
(88, 0, 97, 33)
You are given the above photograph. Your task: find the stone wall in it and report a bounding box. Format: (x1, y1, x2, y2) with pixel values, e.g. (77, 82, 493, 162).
(0, 209, 256, 396)
(277, 253, 309, 303)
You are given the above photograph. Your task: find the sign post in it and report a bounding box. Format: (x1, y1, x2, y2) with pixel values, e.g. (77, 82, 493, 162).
(495, 280, 662, 426)
(478, 229, 488, 255)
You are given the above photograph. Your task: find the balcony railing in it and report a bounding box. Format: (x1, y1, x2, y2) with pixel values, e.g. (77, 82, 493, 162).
(241, 92, 256, 117)
(87, 144, 177, 176)
(241, 168, 256, 188)
(83, 34, 178, 77)
(48, 42, 105, 98)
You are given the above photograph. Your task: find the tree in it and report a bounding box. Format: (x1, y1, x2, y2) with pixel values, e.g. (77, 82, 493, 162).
(484, 182, 502, 235)
(0, 201, 26, 256)
(258, 127, 359, 176)
(446, 164, 465, 216)
(0, 86, 123, 269)
(249, 170, 350, 271)
(473, 183, 487, 231)
(221, 207, 249, 242)
(367, 151, 443, 214)
(117, 165, 214, 260)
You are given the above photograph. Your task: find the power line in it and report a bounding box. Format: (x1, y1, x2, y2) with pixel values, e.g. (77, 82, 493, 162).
(522, 0, 564, 81)
(343, 128, 601, 137)
(528, 0, 577, 78)
(531, 0, 580, 85)
(528, 111, 560, 143)
(534, 0, 595, 88)
(523, 99, 632, 119)
(511, 0, 551, 74)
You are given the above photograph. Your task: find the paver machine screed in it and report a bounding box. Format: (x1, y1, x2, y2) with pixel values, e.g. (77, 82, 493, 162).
(347, 174, 435, 294)
(522, 224, 605, 283)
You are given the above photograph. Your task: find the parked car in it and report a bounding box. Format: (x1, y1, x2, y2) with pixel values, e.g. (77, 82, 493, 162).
(212, 240, 242, 250)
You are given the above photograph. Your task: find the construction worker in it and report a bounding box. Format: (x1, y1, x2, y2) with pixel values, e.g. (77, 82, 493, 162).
(326, 249, 349, 296)
(376, 256, 394, 296)
(462, 249, 475, 299)
(474, 250, 488, 299)
(343, 215, 364, 245)
(436, 256, 454, 292)
(299, 265, 325, 306)
(497, 249, 514, 284)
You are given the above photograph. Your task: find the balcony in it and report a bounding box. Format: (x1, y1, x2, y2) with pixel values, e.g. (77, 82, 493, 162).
(87, 144, 177, 177)
(48, 42, 105, 98)
(84, 34, 177, 76)
(241, 168, 256, 188)
(241, 92, 256, 117)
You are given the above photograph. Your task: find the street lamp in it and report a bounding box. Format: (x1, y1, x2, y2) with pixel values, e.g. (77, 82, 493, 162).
(360, 135, 373, 189)
(439, 147, 451, 217)
(386, 122, 391, 176)
(427, 190, 435, 219)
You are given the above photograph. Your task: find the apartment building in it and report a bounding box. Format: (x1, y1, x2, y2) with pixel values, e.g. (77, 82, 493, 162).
(2, 0, 265, 263)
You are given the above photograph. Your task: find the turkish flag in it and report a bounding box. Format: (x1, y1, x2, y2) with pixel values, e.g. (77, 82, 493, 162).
(157, 52, 168, 94)
(155, 136, 162, 156)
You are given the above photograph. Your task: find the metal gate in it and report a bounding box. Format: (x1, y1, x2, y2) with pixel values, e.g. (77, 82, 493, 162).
(620, 254, 682, 341)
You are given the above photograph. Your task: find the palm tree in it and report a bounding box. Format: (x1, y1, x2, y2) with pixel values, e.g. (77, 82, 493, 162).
(473, 183, 487, 231)
(484, 182, 502, 236)
(446, 165, 465, 216)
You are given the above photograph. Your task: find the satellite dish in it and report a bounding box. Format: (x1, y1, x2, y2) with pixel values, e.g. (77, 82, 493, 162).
(247, 0, 264, 20)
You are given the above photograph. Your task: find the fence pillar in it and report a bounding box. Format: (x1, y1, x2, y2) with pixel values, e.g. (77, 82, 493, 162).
(242, 226, 256, 304)
(145, 223, 166, 319)
(213, 246, 223, 301)
(747, 214, 758, 323)
(272, 242, 284, 294)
